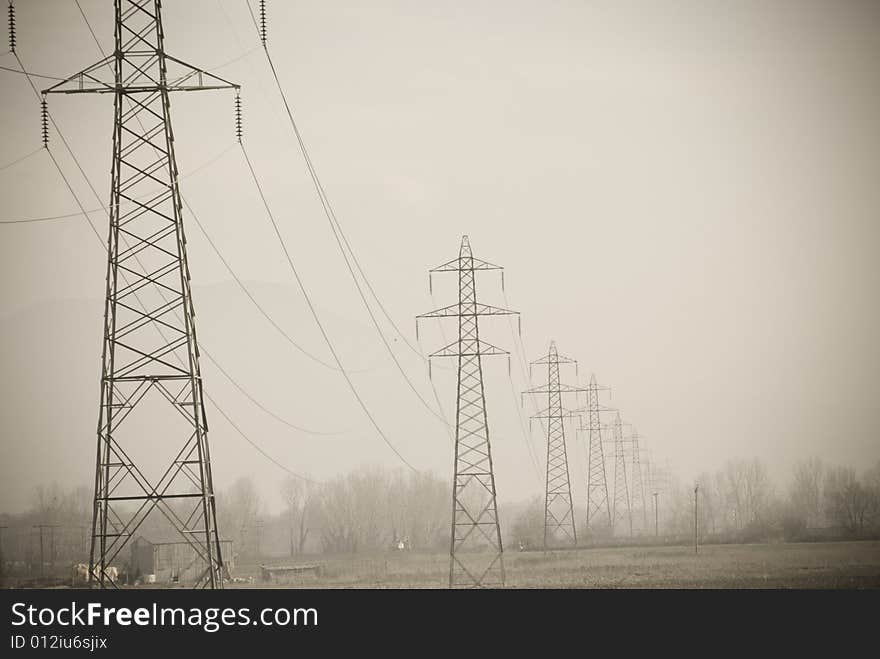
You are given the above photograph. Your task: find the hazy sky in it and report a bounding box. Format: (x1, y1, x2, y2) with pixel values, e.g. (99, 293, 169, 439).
(1, 0, 879, 514)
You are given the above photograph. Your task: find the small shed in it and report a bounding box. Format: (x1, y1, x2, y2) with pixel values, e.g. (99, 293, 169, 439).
(259, 563, 323, 584)
(130, 536, 234, 584)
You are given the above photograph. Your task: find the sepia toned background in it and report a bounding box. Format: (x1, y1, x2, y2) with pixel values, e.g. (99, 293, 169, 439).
(1, 0, 878, 527)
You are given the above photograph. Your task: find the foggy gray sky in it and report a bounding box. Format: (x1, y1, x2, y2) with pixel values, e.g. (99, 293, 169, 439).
(1, 0, 879, 514)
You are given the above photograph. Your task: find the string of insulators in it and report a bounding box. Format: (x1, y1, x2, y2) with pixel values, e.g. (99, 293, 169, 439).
(234, 92, 243, 143)
(8, 1, 15, 54)
(40, 97, 49, 147)
(259, 0, 267, 45)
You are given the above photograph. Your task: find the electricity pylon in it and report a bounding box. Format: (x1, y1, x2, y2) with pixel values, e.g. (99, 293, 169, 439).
(417, 235, 519, 588)
(648, 462, 671, 537)
(628, 428, 648, 534)
(523, 342, 586, 549)
(575, 374, 612, 535)
(43, 1, 239, 588)
(605, 412, 632, 537)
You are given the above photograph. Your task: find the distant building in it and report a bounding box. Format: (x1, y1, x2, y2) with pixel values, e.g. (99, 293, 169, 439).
(130, 536, 234, 584)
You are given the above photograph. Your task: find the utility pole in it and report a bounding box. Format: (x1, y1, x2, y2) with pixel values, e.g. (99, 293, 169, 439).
(32, 525, 60, 580)
(255, 519, 263, 560)
(523, 343, 587, 550)
(653, 492, 659, 537)
(0, 526, 6, 579)
(42, 2, 239, 589)
(417, 235, 519, 588)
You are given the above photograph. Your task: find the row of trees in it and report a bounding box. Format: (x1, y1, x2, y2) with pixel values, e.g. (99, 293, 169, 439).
(659, 457, 880, 542)
(5, 456, 879, 567)
(218, 467, 451, 558)
(0, 467, 451, 570)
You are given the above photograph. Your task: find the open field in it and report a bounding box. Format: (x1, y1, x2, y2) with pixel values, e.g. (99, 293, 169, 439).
(4, 540, 877, 589)
(226, 540, 880, 589)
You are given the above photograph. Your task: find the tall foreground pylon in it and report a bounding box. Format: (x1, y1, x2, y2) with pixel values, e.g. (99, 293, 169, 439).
(417, 236, 519, 588)
(43, 1, 239, 588)
(523, 343, 586, 549)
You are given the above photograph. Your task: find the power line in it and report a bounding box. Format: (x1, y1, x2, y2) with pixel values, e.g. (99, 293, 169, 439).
(244, 5, 450, 427)
(66, 2, 363, 379)
(205, 392, 319, 484)
(504, 288, 548, 467)
(0, 145, 43, 172)
(199, 342, 344, 437)
(182, 195, 366, 374)
(0, 63, 65, 80)
(507, 369, 543, 484)
(66, 0, 354, 436)
(239, 142, 420, 472)
(0, 142, 238, 223)
(11, 51, 329, 481)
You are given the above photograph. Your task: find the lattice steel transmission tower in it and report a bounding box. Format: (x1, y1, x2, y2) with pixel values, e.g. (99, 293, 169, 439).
(417, 235, 519, 588)
(606, 412, 632, 537)
(43, 1, 239, 588)
(579, 374, 612, 534)
(648, 464, 671, 537)
(628, 428, 648, 534)
(523, 342, 586, 549)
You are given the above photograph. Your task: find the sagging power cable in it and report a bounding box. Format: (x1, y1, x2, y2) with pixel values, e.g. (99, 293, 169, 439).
(239, 142, 420, 472)
(243, 1, 454, 430)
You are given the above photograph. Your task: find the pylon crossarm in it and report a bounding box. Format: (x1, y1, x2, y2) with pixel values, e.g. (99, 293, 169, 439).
(528, 408, 579, 420)
(41, 55, 116, 94)
(430, 256, 503, 273)
(163, 54, 240, 91)
(530, 352, 577, 366)
(570, 403, 616, 416)
(42, 54, 238, 95)
(417, 302, 518, 319)
(523, 383, 587, 395)
(429, 339, 509, 358)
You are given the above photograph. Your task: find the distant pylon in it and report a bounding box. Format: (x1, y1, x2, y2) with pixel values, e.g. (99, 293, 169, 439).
(417, 235, 519, 588)
(648, 463, 671, 537)
(628, 428, 648, 533)
(580, 374, 612, 534)
(523, 342, 586, 549)
(607, 412, 632, 537)
(43, 1, 239, 588)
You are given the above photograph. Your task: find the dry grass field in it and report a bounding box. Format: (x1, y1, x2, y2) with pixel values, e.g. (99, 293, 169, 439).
(5, 540, 876, 589)
(227, 540, 880, 589)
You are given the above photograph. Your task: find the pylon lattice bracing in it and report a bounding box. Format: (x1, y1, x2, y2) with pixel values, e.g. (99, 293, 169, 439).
(523, 342, 586, 549)
(417, 236, 519, 588)
(579, 374, 612, 533)
(608, 412, 632, 537)
(628, 429, 648, 534)
(43, 0, 239, 588)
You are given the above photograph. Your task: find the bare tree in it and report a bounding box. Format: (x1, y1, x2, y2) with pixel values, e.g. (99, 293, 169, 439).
(789, 457, 825, 528)
(717, 458, 773, 529)
(408, 472, 449, 549)
(315, 467, 448, 554)
(865, 460, 880, 530)
(217, 476, 262, 557)
(510, 496, 544, 549)
(695, 471, 718, 535)
(280, 476, 317, 556)
(825, 466, 872, 534)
